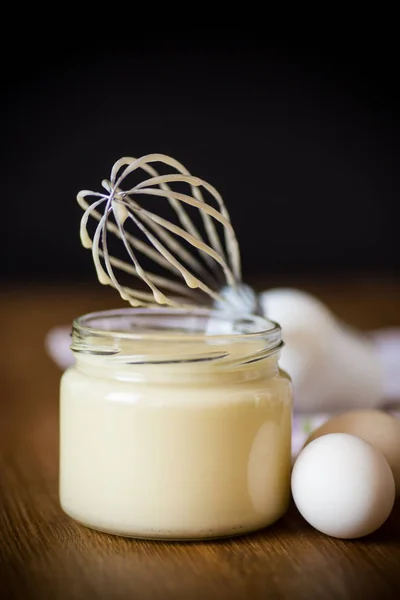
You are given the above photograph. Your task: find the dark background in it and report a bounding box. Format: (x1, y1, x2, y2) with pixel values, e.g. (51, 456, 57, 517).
(4, 35, 399, 286)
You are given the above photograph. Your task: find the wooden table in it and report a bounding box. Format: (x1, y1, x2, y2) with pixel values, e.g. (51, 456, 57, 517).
(1, 280, 400, 600)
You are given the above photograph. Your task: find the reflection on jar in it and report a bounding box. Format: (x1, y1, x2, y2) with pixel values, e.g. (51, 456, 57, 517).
(247, 403, 292, 517)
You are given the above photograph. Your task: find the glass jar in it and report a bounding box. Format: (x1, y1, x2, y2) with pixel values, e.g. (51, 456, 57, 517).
(59, 307, 292, 540)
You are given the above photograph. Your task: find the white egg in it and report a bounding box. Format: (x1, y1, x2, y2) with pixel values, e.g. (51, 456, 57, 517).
(291, 433, 395, 539)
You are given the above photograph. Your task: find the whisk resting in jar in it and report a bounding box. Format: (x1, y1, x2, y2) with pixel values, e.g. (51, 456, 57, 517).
(72, 151, 394, 414)
(77, 153, 259, 313)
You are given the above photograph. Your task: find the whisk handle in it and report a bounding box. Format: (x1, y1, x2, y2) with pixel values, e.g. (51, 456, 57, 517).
(214, 284, 263, 316)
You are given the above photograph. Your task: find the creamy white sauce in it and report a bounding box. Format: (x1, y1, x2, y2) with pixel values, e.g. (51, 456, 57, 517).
(60, 341, 292, 539)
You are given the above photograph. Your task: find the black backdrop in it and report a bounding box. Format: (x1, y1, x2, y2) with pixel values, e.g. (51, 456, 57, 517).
(4, 36, 399, 283)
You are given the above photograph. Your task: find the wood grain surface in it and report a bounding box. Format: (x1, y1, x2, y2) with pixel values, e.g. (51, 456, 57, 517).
(1, 279, 400, 600)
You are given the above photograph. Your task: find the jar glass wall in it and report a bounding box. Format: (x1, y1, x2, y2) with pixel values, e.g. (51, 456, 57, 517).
(59, 308, 292, 540)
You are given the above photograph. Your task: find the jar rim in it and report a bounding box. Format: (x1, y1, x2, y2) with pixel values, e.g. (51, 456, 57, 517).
(73, 306, 279, 340)
(71, 307, 282, 364)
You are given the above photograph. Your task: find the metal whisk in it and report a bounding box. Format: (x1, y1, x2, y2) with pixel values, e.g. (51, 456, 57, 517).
(77, 153, 259, 313)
